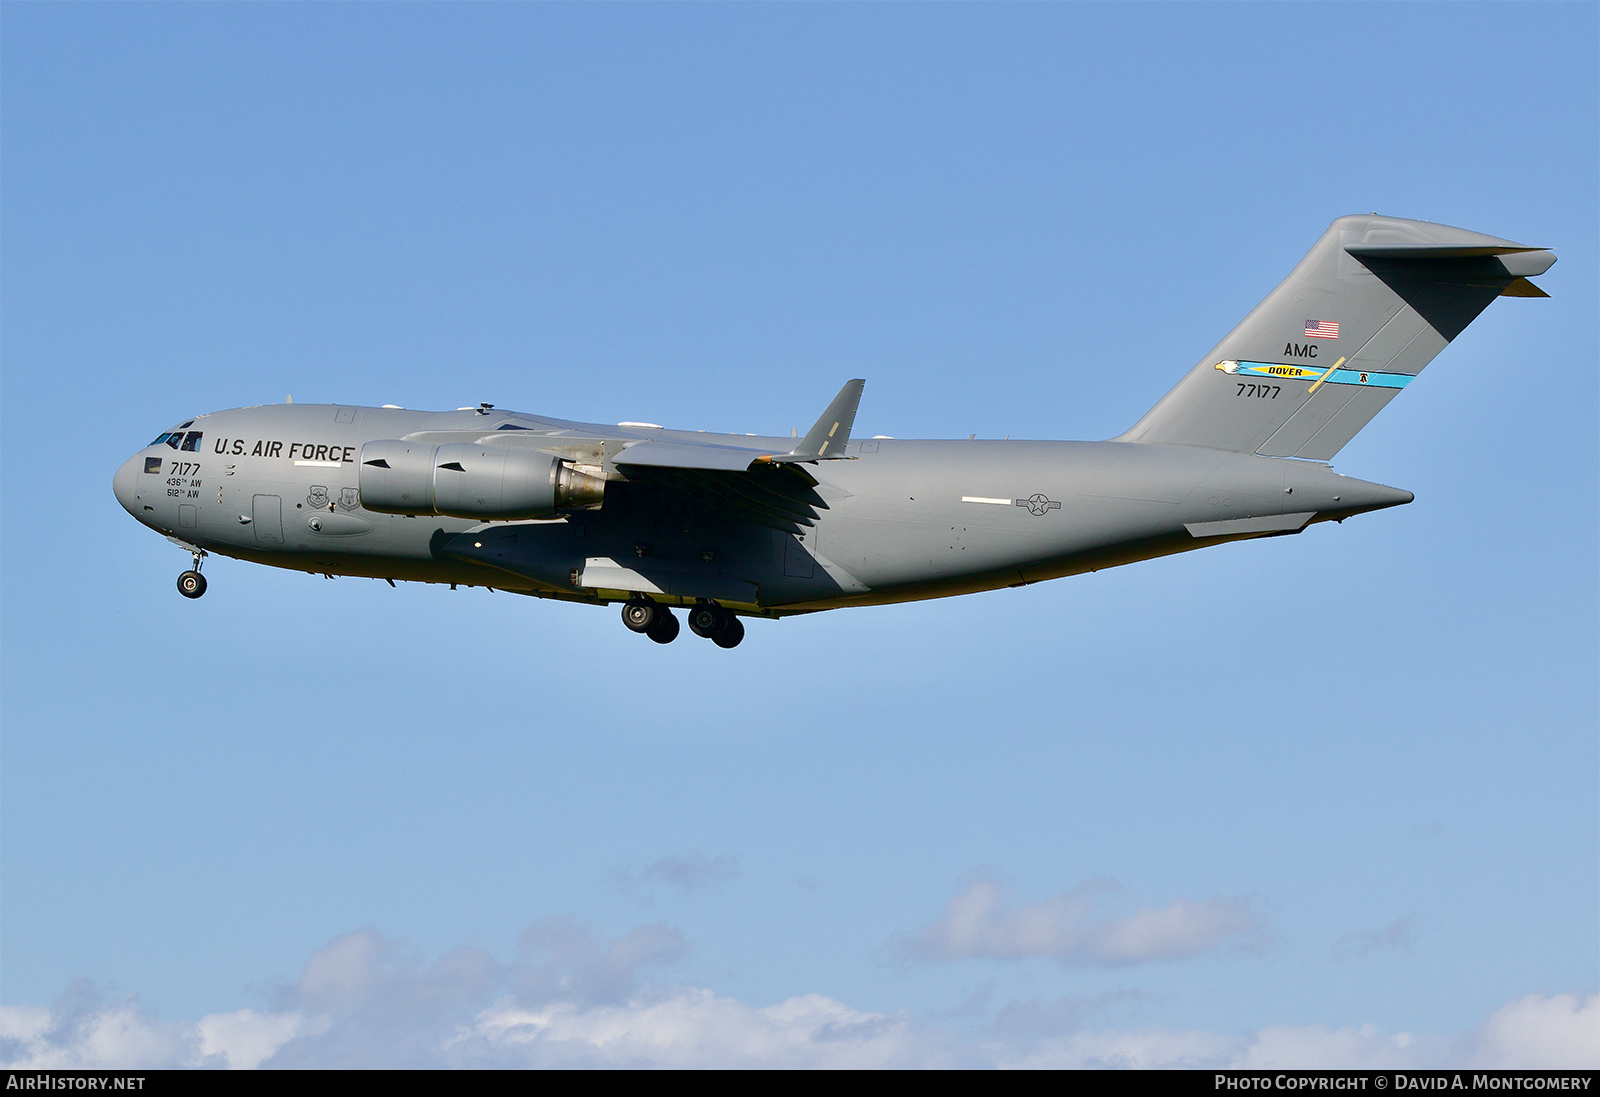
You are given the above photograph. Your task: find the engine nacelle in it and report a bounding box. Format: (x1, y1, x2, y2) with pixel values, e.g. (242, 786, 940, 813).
(358, 440, 604, 519)
(357, 439, 436, 514)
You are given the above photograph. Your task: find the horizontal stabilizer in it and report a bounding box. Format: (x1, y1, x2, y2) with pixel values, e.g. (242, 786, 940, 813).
(1346, 243, 1556, 280)
(1344, 244, 1548, 260)
(769, 379, 865, 463)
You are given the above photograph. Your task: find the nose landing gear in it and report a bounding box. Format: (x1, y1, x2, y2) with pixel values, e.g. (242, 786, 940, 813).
(176, 547, 208, 599)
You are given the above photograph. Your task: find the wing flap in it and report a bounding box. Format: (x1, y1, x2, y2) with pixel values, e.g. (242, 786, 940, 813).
(624, 464, 826, 533)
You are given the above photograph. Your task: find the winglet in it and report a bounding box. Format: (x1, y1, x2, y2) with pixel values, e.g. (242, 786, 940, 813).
(771, 379, 865, 463)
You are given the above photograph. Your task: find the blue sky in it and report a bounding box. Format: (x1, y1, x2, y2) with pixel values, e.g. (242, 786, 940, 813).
(2, 3, 1595, 1068)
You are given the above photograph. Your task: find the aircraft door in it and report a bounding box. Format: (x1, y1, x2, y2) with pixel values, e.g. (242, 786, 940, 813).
(252, 494, 283, 544)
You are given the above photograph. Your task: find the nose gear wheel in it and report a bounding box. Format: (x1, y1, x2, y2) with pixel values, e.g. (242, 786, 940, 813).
(175, 546, 208, 598)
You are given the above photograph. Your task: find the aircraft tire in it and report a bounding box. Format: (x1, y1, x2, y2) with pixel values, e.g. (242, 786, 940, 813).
(646, 610, 680, 644)
(177, 570, 207, 599)
(711, 615, 744, 649)
(621, 598, 658, 633)
(687, 603, 726, 638)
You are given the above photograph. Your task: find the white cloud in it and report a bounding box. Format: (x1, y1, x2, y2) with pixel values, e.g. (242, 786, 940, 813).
(1459, 991, 1600, 1069)
(2, 927, 1593, 1069)
(900, 877, 1263, 966)
(997, 993, 1600, 1070)
(999, 996, 1600, 1071)
(1232, 1023, 1447, 1070)
(195, 1010, 324, 1070)
(0, 978, 320, 1069)
(461, 990, 969, 1068)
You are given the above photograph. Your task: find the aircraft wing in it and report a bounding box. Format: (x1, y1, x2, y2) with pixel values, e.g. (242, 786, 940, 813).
(611, 378, 867, 473)
(435, 381, 863, 531)
(613, 438, 781, 472)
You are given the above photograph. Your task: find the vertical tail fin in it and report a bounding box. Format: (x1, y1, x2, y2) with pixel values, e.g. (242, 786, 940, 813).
(1120, 215, 1554, 459)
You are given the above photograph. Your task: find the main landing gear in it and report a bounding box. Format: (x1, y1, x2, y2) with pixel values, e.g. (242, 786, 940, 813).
(621, 598, 744, 648)
(176, 548, 208, 599)
(688, 601, 745, 649)
(621, 597, 679, 644)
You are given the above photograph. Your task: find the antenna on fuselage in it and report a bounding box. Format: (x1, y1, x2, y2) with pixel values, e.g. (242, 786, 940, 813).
(286, 394, 293, 404)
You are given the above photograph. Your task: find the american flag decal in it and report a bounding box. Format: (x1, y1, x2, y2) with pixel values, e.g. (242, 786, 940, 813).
(1304, 319, 1340, 340)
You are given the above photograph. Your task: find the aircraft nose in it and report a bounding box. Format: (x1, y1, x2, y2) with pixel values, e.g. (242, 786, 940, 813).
(113, 454, 143, 517)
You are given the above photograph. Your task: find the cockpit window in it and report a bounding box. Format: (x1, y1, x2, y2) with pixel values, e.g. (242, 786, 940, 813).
(152, 421, 199, 448)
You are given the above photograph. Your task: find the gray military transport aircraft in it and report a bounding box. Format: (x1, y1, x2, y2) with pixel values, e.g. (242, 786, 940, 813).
(114, 214, 1553, 648)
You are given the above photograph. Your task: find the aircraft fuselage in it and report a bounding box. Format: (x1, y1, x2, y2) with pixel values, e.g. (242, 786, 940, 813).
(113, 402, 1410, 620)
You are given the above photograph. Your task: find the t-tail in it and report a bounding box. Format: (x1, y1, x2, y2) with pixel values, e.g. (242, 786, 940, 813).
(1119, 214, 1555, 458)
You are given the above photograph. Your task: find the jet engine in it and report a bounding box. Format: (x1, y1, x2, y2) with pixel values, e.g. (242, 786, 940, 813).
(358, 440, 605, 519)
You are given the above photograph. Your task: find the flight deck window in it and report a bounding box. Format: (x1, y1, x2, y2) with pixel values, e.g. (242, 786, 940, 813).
(180, 431, 203, 452)
(151, 432, 172, 446)
(164, 434, 182, 449)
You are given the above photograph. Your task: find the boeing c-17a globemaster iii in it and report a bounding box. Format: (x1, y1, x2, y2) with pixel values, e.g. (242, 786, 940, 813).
(113, 215, 1554, 649)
